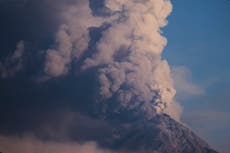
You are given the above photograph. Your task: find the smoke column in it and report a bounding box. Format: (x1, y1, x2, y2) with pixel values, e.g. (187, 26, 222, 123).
(44, 0, 180, 120)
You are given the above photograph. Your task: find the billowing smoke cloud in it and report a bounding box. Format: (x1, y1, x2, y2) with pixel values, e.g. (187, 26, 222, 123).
(0, 40, 25, 78)
(44, 0, 180, 120)
(44, 0, 103, 77)
(164, 100, 182, 121)
(0, 135, 113, 153)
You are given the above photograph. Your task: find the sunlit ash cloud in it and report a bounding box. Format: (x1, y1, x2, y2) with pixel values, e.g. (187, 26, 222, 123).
(44, 0, 181, 120)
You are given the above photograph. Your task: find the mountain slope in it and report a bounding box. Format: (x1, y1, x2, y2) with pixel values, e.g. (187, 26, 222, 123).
(101, 114, 219, 153)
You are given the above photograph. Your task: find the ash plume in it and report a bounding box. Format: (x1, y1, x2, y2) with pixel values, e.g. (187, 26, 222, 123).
(0, 1, 221, 153)
(44, 0, 180, 120)
(0, 40, 25, 78)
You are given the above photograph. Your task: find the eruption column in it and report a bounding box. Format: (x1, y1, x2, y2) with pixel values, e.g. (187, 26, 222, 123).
(45, 0, 179, 119)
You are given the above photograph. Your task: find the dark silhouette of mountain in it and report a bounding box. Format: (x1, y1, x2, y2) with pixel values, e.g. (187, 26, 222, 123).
(99, 114, 219, 153)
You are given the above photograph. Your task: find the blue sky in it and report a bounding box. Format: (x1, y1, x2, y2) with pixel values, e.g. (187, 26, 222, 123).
(163, 0, 230, 152)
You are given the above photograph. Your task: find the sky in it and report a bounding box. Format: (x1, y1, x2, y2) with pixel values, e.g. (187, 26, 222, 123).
(163, 0, 230, 152)
(0, 0, 229, 153)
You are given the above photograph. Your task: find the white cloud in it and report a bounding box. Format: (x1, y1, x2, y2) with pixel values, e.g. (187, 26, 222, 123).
(171, 66, 204, 100)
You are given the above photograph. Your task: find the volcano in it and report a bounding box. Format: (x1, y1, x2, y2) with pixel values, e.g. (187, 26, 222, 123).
(0, 0, 222, 153)
(96, 114, 219, 153)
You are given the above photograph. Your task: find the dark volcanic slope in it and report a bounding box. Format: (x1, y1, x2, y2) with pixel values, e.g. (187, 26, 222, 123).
(101, 114, 219, 153)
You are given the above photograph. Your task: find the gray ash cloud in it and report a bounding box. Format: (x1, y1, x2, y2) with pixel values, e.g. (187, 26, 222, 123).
(43, 0, 180, 120)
